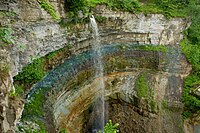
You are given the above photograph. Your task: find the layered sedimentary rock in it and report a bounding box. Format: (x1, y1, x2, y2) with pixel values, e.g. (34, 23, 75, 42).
(1, 1, 188, 76)
(0, 50, 23, 133)
(0, 0, 197, 133)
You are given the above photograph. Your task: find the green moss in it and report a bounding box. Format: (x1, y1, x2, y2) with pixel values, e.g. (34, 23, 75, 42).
(95, 15, 107, 23)
(150, 100, 156, 112)
(149, 89, 156, 112)
(135, 73, 148, 98)
(162, 100, 168, 109)
(22, 87, 49, 119)
(38, 0, 60, 20)
(0, 11, 17, 18)
(0, 27, 15, 47)
(21, 87, 49, 132)
(14, 58, 46, 84)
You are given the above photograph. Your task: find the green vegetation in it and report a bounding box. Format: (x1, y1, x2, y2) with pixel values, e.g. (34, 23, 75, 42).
(95, 15, 107, 23)
(0, 11, 17, 17)
(139, 0, 189, 18)
(161, 100, 168, 109)
(135, 73, 156, 112)
(9, 84, 24, 97)
(38, 0, 60, 20)
(17, 121, 46, 133)
(23, 88, 48, 118)
(182, 75, 200, 118)
(98, 120, 119, 133)
(149, 89, 156, 112)
(59, 129, 67, 133)
(13, 44, 73, 98)
(63, 0, 192, 20)
(65, 0, 87, 13)
(60, 0, 193, 28)
(135, 45, 167, 52)
(135, 73, 148, 98)
(21, 87, 49, 132)
(0, 27, 15, 47)
(13, 57, 46, 99)
(14, 58, 46, 84)
(179, 1, 200, 118)
(0, 62, 10, 77)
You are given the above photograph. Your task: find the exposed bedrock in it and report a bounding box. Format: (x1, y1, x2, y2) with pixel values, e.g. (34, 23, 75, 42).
(1, 1, 195, 132)
(0, 50, 23, 133)
(2, 1, 188, 76)
(20, 43, 192, 133)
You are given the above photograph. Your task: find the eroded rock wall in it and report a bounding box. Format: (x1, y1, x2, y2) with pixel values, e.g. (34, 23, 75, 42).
(1, 1, 188, 76)
(0, 50, 23, 133)
(0, 0, 194, 132)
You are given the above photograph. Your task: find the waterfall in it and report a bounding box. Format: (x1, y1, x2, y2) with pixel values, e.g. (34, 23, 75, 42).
(90, 15, 105, 132)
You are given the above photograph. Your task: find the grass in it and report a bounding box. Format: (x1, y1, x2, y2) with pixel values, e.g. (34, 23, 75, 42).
(135, 73, 148, 98)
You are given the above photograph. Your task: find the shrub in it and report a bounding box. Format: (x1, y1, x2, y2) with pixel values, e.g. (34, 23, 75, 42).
(98, 120, 119, 133)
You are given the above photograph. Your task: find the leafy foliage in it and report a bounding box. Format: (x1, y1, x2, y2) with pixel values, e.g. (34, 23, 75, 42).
(104, 120, 119, 133)
(65, 0, 87, 13)
(98, 120, 119, 133)
(178, 1, 200, 118)
(38, 0, 60, 20)
(182, 75, 200, 118)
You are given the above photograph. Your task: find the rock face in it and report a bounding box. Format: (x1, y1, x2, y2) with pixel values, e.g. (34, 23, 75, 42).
(0, 50, 23, 133)
(20, 43, 191, 132)
(0, 0, 195, 133)
(0, 1, 188, 76)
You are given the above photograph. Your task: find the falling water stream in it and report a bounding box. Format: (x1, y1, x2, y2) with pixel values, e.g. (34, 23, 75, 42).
(90, 15, 105, 132)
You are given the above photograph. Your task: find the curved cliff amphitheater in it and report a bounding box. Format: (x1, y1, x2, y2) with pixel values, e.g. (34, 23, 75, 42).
(1, 1, 200, 133)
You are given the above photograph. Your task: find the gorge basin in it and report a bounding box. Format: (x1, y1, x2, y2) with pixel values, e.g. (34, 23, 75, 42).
(22, 43, 191, 133)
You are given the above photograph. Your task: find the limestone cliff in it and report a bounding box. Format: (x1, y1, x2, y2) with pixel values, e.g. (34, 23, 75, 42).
(0, 0, 198, 133)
